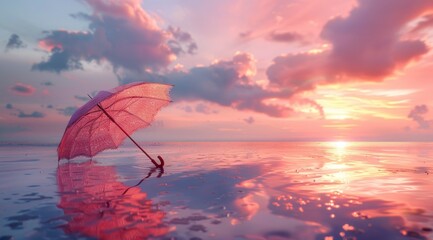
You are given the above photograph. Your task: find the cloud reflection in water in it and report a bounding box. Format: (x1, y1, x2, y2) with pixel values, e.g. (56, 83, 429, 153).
(54, 142, 433, 239)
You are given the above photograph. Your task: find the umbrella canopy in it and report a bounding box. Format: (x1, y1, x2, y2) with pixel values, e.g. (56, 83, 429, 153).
(57, 161, 169, 239)
(57, 82, 172, 165)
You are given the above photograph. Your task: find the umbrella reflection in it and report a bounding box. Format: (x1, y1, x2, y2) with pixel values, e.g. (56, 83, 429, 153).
(57, 161, 168, 240)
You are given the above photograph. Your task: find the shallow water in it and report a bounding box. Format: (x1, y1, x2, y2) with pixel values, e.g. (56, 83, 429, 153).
(0, 142, 432, 240)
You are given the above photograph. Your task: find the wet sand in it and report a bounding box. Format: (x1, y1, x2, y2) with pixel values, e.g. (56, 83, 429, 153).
(1, 142, 432, 239)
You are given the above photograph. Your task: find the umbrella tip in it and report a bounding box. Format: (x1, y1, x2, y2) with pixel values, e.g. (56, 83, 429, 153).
(157, 155, 165, 168)
(150, 155, 164, 168)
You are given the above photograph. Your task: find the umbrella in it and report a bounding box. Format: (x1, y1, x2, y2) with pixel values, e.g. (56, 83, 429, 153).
(57, 82, 172, 167)
(57, 161, 169, 239)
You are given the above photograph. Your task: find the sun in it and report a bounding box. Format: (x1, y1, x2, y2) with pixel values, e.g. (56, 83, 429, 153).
(333, 141, 348, 149)
(329, 141, 350, 157)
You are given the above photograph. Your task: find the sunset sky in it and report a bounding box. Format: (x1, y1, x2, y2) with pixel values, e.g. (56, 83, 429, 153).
(1, 0, 433, 143)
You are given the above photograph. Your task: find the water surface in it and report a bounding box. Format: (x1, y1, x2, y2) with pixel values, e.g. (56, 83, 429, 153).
(0, 142, 432, 239)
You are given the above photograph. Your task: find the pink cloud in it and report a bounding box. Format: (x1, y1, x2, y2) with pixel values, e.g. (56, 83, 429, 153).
(10, 83, 36, 96)
(234, 0, 355, 43)
(321, 0, 431, 79)
(267, 52, 325, 92)
(32, 0, 196, 73)
(294, 98, 325, 118)
(267, 0, 433, 91)
(411, 14, 433, 33)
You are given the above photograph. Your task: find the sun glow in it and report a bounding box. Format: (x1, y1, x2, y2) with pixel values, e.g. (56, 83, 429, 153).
(333, 141, 348, 149)
(329, 141, 350, 157)
(336, 141, 348, 148)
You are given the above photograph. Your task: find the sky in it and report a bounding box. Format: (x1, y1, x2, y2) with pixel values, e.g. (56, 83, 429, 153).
(1, 0, 433, 144)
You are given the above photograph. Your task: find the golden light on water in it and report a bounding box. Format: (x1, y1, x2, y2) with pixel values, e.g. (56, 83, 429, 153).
(328, 141, 349, 157)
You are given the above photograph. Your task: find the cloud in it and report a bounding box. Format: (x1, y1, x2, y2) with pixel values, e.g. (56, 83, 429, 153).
(32, 44, 84, 73)
(195, 103, 216, 114)
(167, 26, 198, 54)
(10, 83, 36, 95)
(57, 106, 78, 116)
(41, 81, 53, 86)
(267, 31, 303, 43)
(17, 111, 45, 118)
(239, 31, 253, 39)
(74, 95, 89, 101)
(179, 105, 193, 113)
(267, 53, 325, 92)
(244, 116, 255, 124)
(408, 105, 432, 129)
(5, 103, 46, 119)
(119, 52, 298, 117)
(295, 98, 325, 118)
(411, 14, 433, 33)
(5, 34, 26, 50)
(267, 0, 433, 90)
(179, 103, 218, 114)
(32, 0, 196, 73)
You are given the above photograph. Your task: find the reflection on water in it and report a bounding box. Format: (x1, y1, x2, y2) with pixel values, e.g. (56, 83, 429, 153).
(1, 142, 433, 239)
(57, 161, 168, 239)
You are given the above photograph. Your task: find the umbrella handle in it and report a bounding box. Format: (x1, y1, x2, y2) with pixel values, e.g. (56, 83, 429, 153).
(152, 155, 165, 168)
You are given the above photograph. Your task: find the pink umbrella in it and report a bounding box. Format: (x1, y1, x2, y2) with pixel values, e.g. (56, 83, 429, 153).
(57, 82, 172, 167)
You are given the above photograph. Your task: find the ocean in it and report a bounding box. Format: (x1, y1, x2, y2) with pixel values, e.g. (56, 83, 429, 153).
(1, 142, 432, 240)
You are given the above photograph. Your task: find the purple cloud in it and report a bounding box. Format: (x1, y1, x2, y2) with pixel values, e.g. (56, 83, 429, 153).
(239, 31, 253, 39)
(119, 52, 298, 117)
(408, 105, 432, 129)
(5, 103, 13, 109)
(5, 34, 26, 50)
(180, 103, 218, 114)
(41, 81, 53, 86)
(10, 83, 36, 95)
(267, 31, 303, 43)
(32, 46, 83, 73)
(244, 116, 255, 124)
(32, 0, 196, 73)
(57, 106, 78, 116)
(179, 105, 193, 113)
(74, 95, 89, 102)
(17, 111, 45, 118)
(195, 103, 216, 114)
(167, 26, 198, 54)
